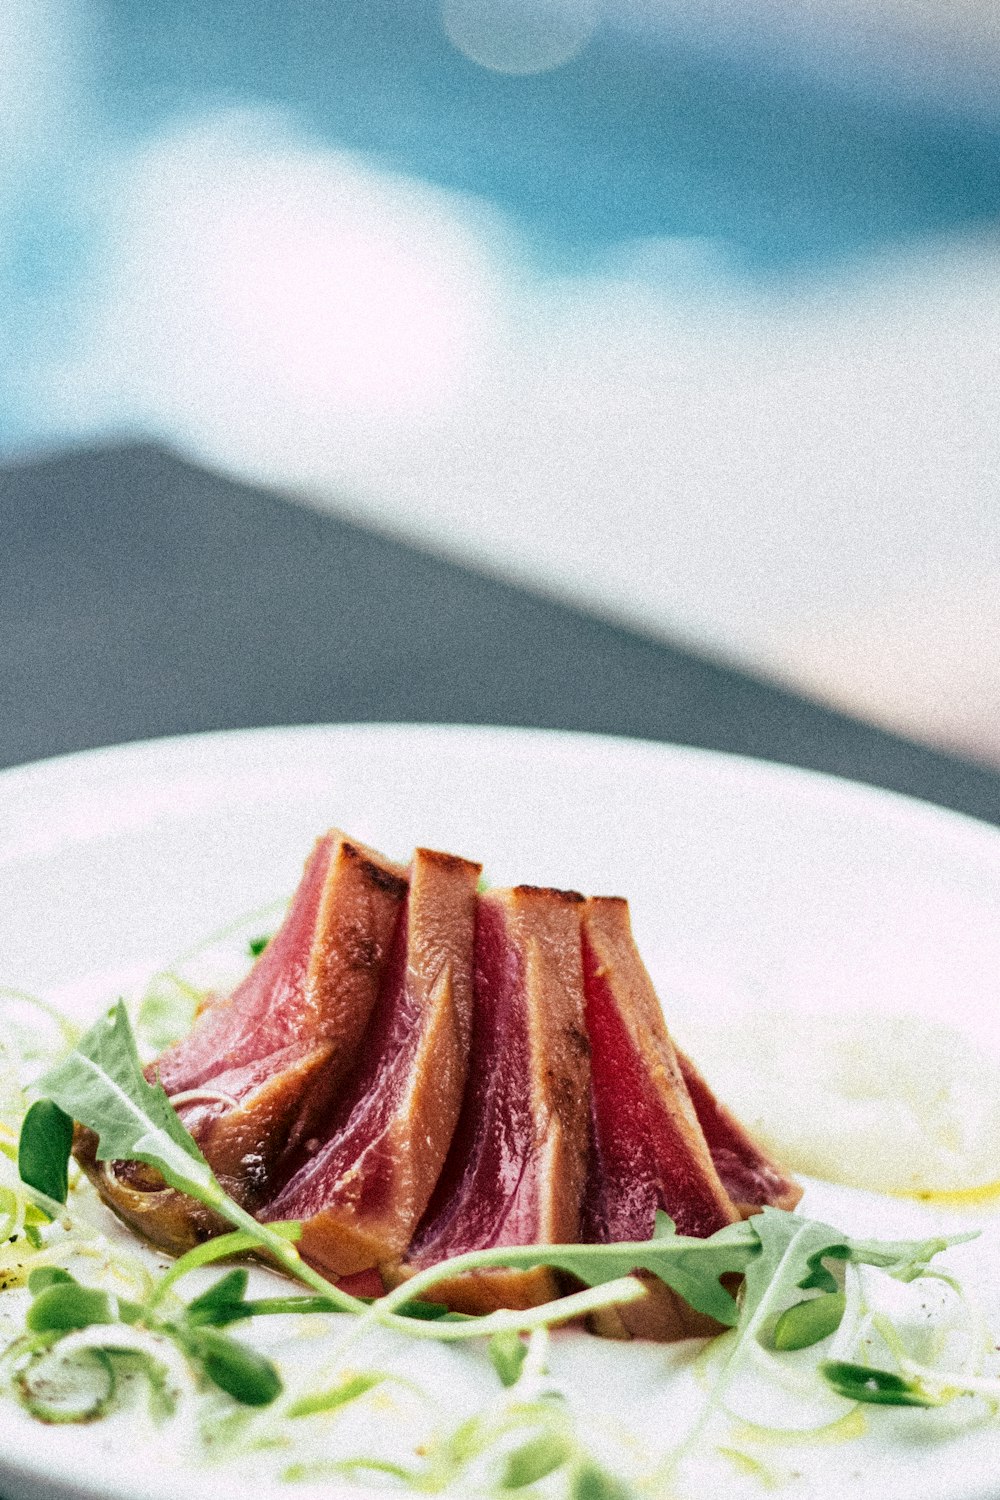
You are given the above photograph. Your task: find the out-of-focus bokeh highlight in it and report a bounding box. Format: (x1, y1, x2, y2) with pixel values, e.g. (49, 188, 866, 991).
(3, 0, 999, 762)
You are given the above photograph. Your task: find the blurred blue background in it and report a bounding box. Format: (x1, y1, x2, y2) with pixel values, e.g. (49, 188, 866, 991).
(3, 0, 1000, 761)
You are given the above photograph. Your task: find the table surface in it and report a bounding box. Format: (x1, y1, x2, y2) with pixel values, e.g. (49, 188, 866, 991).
(2, 441, 998, 829)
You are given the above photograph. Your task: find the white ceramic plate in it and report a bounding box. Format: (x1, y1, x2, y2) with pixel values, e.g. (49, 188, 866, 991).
(1, 724, 999, 1500)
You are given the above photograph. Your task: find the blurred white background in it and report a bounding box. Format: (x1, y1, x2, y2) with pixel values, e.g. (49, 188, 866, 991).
(3, 0, 999, 763)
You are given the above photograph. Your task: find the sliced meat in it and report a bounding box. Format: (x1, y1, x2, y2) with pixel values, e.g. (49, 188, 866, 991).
(75, 831, 408, 1252)
(262, 848, 481, 1281)
(676, 1050, 802, 1214)
(581, 897, 740, 1244)
(397, 886, 591, 1315)
(581, 896, 742, 1339)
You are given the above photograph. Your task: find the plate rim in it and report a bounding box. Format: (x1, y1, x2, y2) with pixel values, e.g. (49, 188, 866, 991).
(2, 720, 999, 855)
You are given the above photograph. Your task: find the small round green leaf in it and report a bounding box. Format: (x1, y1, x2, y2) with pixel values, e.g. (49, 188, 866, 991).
(821, 1360, 941, 1407)
(489, 1331, 528, 1388)
(27, 1284, 117, 1333)
(18, 1099, 74, 1205)
(27, 1267, 76, 1295)
(501, 1432, 571, 1489)
(572, 1461, 633, 1500)
(190, 1327, 283, 1406)
(773, 1291, 846, 1351)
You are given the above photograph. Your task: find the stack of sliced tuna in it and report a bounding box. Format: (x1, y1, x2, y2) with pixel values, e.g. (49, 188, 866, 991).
(77, 830, 800, 1337)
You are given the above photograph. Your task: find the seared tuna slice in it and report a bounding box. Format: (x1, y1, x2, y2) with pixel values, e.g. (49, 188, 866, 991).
(75, 831, 408, 1252)
(262, 848, 481, 1280)
(401, 886, 590, 1314)
(675, 1050, 801, 1215)
(581, 896, 740, 1339)
(581, 896, 739, 1243)
(581, 896, 802, 1338)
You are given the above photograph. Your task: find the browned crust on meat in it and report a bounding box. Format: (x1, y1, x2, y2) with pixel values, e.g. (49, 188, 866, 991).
(75, 830, 408, 1255)
(298, 848, 481, 1278)
(302, 832, 408, 1097)
(339, 840, 409, 898)
(409, 884, 590, 1315)
(72, 1124, 229, 1253)
(193, 1043, 338, 1188)
(383, 1260, 561, 1314)
(588, 1274, 725, 1341)
(511, 886, 585, 903)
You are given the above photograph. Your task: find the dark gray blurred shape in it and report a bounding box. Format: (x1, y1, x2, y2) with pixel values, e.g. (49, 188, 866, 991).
(1, 442, 998, 827)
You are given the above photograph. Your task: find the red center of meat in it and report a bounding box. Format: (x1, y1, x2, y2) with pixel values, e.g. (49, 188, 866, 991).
(581, 933, 734, 1242)
(156, 832, 333, 1096)
(410, 897, 535, 1261)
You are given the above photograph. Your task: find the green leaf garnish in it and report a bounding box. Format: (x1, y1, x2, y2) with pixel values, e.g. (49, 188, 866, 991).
(288, 1371, 386, 1419)
(772, 1291, 846, 1351)
(500, 1431, 572, 1488)
(24, 1004, 365, 1321)
(489, 1331, 529, 1388)
(34, 1002, 215, 1200)
(248, 936, 271, 958)
(27, 1283, 126, 1334)
(18, 1099, 74, 1204)
(821, 1361, 943, 1407)
(660, 1206, 973, 1476)
(180, 1326, 282, 1407)
(571, 1462, 633, 1500)
(17, 1262, 282, 1411)
(26, 1267, 74, 1295)
(184, 1269, 251, 1326)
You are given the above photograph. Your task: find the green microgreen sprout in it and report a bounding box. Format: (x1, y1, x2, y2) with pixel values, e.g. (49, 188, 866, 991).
(772, 1290, 846, 1351)
(489, 1330, 530, 1388)
(18, 1100, 75, 1206)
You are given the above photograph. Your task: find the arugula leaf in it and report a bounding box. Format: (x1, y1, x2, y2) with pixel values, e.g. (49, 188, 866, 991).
(740, 1207, 971, 1311)
(34, 1002, 215, 1198)
(18, 1099, 74, 1204)
(812, 1231, 970, 1285)
(661, 1207, 972, 1473)
(24, 1004, 366, 1320)
(486, 1215, 756, 1325)
(372, 1220, 757, 1334)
